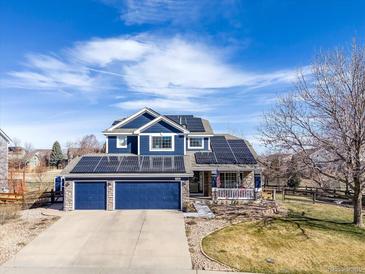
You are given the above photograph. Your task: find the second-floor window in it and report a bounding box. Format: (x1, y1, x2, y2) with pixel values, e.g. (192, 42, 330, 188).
(116, 136, 127, 148)
(188, 137, 204, 149)
(151, 136, 173, 150)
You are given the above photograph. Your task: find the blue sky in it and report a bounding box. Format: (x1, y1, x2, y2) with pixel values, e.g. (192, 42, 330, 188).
(1, 0, 365, 152)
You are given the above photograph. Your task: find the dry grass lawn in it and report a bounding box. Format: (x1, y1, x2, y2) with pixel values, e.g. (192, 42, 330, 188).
(202, 200, 365, 274)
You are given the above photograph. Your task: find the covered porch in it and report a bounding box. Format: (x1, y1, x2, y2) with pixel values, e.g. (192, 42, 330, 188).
(189, 170, 261, 200)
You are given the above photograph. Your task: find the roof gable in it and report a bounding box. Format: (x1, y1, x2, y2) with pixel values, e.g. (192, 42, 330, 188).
(0, 129, 12, 143)
(135, 116, 190, 134)
(121, 112, 156, 129)
(107, 108, 160, 131)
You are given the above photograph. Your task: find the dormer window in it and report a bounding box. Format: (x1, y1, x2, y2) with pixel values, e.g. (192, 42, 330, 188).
(116, 136, 127, 148)
(188, 137, 204, 149)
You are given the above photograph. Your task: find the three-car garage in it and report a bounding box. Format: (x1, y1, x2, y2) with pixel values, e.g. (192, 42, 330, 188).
(73, 181, 181, 210)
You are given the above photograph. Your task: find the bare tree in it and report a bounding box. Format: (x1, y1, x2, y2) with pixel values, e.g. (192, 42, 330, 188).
(261, 41, 365, 227)
(78, 135, 101, 155)
(24, 142, 33, 152)
(34, 164, 48, 192)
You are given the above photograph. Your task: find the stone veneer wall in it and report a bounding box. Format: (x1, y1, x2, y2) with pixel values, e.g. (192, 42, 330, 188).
(64, 181, 73, 211)
(0, 137, 8, 191)
(242, 171, 254, 188)
(181, 180, 189, 211)
(107, 181, 114, 210)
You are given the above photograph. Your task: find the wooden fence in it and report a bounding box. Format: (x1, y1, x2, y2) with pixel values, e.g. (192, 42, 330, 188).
(0, 190, 63, 208)
(263, 185, 364, 205)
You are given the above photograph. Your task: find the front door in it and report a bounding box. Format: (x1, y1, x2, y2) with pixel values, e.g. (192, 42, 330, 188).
(189, 171, 204, 194)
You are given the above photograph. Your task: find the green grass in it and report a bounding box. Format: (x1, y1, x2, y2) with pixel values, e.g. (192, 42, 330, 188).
(202, 199, 365, 274)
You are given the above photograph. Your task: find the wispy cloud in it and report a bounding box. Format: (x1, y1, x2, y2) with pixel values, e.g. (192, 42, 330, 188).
(2, 35, 308, 112)
(102, 0, 237, 26)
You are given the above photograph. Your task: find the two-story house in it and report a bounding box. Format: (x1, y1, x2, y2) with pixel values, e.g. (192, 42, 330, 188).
(62, 108, 261, 211)
(0, 129, 12, 192)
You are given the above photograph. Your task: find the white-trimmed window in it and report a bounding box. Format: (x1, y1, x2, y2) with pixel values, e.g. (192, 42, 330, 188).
(188, 137, 204, 149)
(116, 136, 127, 148)
(221, 173, 238, 188)
(150, 135, 174, 151)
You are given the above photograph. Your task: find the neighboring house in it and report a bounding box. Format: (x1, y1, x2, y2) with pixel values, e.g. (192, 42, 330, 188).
(0, 129, 12, 192)
(62, 107, 261, 211)
(8, 146, 27, 161)
(24, 149, 52, 169)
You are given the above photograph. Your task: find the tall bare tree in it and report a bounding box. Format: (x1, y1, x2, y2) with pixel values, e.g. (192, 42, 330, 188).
(78, 135, 101, 155)
(262, 42, 365, 227)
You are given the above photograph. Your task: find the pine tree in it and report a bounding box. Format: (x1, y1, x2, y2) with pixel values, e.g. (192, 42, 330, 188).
(50, 141, 63, 168)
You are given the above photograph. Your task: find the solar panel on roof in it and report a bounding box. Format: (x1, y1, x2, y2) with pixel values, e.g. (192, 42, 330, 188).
(210, 137, 236, 164)
(70, 155, 186, 174)
(166, 115, 205, 132)
(71, 156, 102, 173)
(185, 117, 205, 132)
(195, 152, 217, 164)
(194, 137, 257, 165)
(227, 140, 257, 164)
(94, 156, 120, 173)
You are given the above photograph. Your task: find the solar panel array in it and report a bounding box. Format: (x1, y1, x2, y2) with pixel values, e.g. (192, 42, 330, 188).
(227, 140, 257, 164)
(166, 115, 205, 132)
(195, 136, 257, 165)
(70, 155, 186, 174)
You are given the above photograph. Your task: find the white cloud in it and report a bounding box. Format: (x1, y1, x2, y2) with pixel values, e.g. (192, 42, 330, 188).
(70, 37, 151, 66)
(114, 97, 213, 112)
(116, 0, 200, 25)
(5, 54, 103, 92)
(3, 34, 308, 112)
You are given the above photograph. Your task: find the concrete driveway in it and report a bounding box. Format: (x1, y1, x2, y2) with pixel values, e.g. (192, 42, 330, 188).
(4, 210, 192, 270)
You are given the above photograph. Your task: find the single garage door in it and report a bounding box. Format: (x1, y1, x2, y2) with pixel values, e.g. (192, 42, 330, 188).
(75, 182, 106, 210)
(115, 181, 181, 210)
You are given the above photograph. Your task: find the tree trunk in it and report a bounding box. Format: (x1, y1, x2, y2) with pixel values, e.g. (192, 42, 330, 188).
(353, 186, 363, 227)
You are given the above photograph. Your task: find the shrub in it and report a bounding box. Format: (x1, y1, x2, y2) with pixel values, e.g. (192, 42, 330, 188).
(0, 204, 21, 225)
(287, 174, 301, 188)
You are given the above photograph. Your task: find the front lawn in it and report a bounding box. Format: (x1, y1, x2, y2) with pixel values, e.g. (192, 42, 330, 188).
(202, 200, 365, 274)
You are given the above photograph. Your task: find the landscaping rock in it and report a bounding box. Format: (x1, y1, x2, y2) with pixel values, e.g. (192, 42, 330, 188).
(185, 199, 280, 271)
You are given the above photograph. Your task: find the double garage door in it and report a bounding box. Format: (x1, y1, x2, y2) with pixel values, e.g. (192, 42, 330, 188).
(74, 181, 181, 210)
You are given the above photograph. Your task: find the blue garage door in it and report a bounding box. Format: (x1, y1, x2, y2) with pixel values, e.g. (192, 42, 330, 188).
(115, 181, 181, 210)
(75, 182, 106, 210)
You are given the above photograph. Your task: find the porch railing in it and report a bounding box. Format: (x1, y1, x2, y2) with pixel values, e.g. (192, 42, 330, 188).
(212, 188, 255, 200)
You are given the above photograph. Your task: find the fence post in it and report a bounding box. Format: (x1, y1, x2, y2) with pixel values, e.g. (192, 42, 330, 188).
(51, 189, 55, 203)
(312, 191, 316, 204)
(283, 188, 286, 200)
(272, 189, 276, 201)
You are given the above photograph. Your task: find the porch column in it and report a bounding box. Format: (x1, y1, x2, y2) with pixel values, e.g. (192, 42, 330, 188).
(204, 171, 212, 197)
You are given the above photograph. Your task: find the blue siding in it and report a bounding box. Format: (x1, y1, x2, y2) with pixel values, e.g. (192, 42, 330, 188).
(121, 112, 156, 129)
(186, 137, 210, 151)
(108, 136, 138, 154)
(141, 120, 183, 133)
(75, 182, 106, 210)
(140, 135, 185, 155)
(115, 181, 181, 210)
(255, 174, 261, 189)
